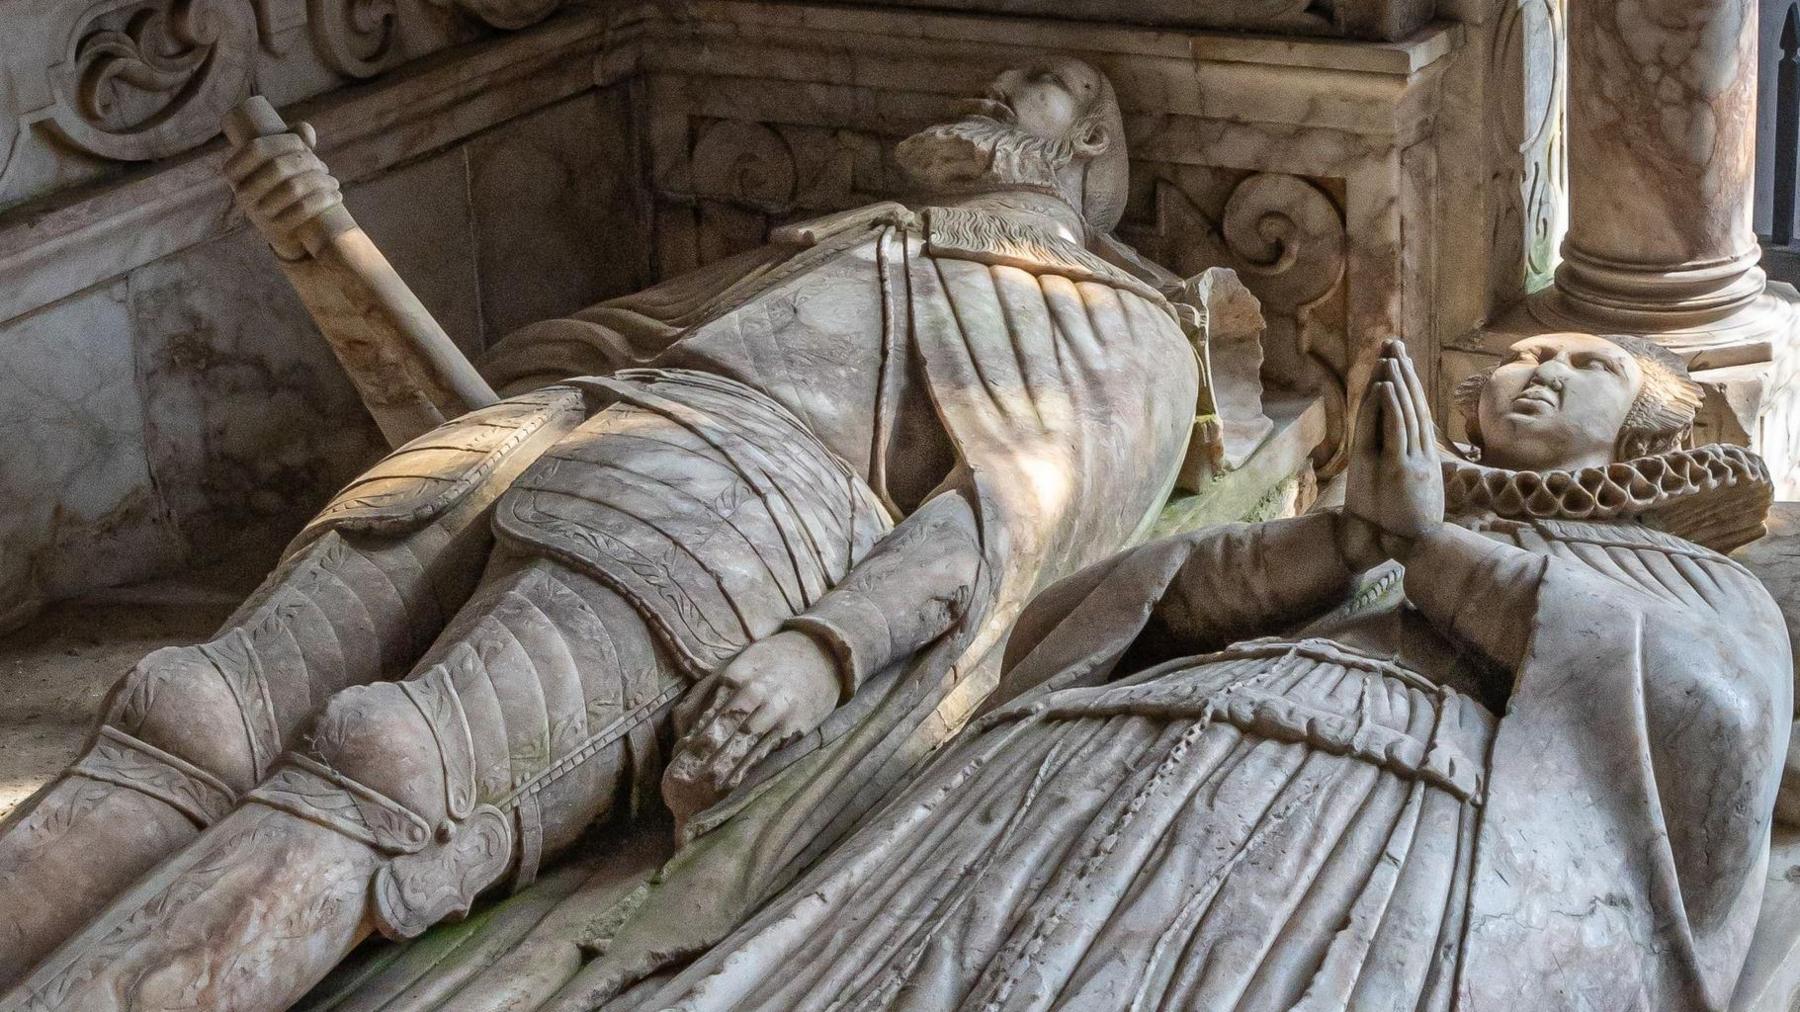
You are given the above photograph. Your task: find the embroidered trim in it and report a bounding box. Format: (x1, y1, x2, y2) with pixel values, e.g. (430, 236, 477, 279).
(200, 629, 280, 782)
(400, 666, 477, 822)
(989, 639, 1485, 801)
(922, 205, 1167, 306)
(296, 386, 587, 547)
(1040, 687, 1483, 802)
(246, 754, 432, 855)
(72, 727, 236, 827)
(1444, 443, 1772, 552)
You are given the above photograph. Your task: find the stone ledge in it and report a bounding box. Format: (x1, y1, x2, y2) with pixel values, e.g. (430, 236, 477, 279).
(635, 0, 1461, 76)
(0, 8, 617, 327)
(1153, 393, 1327, 538)
(788, 0, 1437, 43)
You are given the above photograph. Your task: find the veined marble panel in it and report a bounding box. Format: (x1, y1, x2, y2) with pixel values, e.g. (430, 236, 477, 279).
(128, 227, 386, 570)
(0, 284, 187, 628)
(470, 87, 651, 339)
(0, 13, 643, 633)
(354, 149, 485, 357)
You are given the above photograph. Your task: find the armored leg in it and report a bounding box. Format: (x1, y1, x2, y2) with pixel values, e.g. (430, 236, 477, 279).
(0, 523, 483, 988)
(0, 391, 585, 987)
(1, 556, 685, 1011)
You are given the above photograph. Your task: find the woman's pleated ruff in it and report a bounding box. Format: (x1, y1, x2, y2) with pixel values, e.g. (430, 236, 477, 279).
(660, 641, 1496, 1012)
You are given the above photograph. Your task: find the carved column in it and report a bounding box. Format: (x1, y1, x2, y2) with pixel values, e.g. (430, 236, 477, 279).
(1532, 0, 1795, 367)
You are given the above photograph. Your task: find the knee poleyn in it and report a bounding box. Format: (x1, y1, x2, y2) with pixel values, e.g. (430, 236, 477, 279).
(104, 644, 270, 797)
(256, 681, 514, 941)
(305, 683, 451, 829)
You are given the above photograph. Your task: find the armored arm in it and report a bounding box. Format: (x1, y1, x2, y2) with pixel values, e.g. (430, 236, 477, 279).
(661, 490, 984, 821)
(221, 97, 497, 447)
(784, 490, 984, 699)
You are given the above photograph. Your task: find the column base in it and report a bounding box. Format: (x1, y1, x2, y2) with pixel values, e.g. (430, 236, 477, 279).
(1443, 282, 1800, 498)
(1525, 282, 1795, 372)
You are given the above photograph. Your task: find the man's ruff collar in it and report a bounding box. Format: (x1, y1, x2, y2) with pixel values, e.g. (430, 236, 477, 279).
(1444, 443, 1773, 552)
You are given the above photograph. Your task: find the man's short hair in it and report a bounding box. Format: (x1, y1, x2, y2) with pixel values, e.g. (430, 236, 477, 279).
(1452, 333, 1704, 462)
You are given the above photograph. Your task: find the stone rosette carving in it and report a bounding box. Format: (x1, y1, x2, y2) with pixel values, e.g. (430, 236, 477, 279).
(45, 0, 263, 162)
(32, 0, 576, 165)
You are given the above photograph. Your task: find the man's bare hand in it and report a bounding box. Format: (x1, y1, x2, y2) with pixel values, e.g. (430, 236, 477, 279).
(1344, 338, 1444, 555)
(662, 629, 843, 822)
(223, 122, 342, 259)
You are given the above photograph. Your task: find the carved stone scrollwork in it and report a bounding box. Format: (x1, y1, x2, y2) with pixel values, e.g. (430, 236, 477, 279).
(687, 119, 800, 266)
(309, 0, 400, 79)
(311, 0, 572, 79)
(1218, 173, 1349, 465)
(1488, 0, 1566, 301)
(1219, 174, 1347, 313)
(434, 0, 568, 30)
(691, 120, 799, 213)
(46, 0, 262, 162)
(1125, 171, 1348, 460)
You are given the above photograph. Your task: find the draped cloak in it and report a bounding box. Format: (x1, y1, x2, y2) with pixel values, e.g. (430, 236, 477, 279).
(475, 202, 1199, 1001)
(616, 453, 1790, 1012)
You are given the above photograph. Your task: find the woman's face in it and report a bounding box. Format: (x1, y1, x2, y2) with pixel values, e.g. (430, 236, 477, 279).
(1476, 332, 1644, 471)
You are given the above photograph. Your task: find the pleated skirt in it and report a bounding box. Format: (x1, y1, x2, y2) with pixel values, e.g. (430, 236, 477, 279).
(654, 638, 1497, 1012)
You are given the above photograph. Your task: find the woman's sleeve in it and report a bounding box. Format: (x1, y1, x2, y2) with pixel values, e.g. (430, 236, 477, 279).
(1397, 523, 1548, 673)
(1149, 512, 1358, 653)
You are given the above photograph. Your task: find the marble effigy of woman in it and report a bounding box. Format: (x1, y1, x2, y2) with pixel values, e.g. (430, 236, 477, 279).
(613, 335, 1792, 1012)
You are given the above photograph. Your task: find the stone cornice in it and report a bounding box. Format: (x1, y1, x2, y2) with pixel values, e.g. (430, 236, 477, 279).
(0, 10, 615, 326)
(0, 0, 1461, 327)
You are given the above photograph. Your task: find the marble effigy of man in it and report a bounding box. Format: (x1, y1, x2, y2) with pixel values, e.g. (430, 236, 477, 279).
(0, 60, 1202, 1008)
(614, 335, 1792, 1012)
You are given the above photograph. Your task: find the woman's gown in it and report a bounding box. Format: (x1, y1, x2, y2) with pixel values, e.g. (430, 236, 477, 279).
(619, 455, 1792, 1012)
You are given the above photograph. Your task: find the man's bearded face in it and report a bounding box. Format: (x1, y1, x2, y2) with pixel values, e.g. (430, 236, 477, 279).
(895, 116, 1075, 193)
(896, 61, 1099, 194)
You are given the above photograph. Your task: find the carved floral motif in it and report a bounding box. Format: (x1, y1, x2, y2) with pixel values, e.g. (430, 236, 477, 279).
(309, 0, 400, 79)
(1488, 0, 1566, 299)
(46, 0, 262, 162)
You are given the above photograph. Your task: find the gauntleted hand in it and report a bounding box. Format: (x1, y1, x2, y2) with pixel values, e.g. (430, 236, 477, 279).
(223, 122, 342, 260)
(662, 629, 843, 822)
(1343, 339, 1444, 557)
